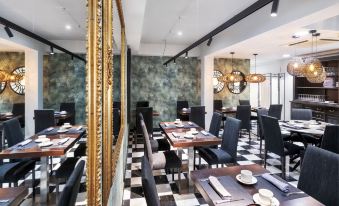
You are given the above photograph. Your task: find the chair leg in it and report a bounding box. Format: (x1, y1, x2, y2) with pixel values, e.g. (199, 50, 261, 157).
(56, 179, 59, 204)
(14, 182, 18, 187)
(259, 137, 263, 156)
(264, 149, 267, 168)
(193, 149, 196, 170)
(281, 156, 286, 180)
(249, 130, 251, 143)
(32, 169, 36, 199)
(178, 167, 181, 194)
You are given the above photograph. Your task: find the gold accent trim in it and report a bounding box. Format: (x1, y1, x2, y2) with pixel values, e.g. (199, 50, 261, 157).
(86, 0, 103, 205)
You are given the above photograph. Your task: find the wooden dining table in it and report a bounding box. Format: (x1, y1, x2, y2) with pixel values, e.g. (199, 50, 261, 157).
(0, 126, 85, 205)
(0, 186, 28, 206)
(159, 121, 221, 191)
(191, 164, 323, 206)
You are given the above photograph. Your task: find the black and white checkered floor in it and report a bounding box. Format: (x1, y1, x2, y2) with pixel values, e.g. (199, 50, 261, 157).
(122, 129, 301, 206)
(1, 138, 87, 206)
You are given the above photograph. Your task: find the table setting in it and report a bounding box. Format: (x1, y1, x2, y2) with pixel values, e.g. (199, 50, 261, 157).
(279, 120, 328, 136)
(160, 119, 199, 129)
(37, 123, 85, 135)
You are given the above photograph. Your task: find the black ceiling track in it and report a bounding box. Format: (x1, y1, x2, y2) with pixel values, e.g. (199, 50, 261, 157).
(0, 16, 86, 63)
(163, 0, 274, 65)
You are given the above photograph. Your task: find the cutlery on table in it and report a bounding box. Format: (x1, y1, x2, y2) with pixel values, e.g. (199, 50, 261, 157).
(284, 191, 305, 197)
(214, 198, 244, 204)
(0, 199, 9, 203)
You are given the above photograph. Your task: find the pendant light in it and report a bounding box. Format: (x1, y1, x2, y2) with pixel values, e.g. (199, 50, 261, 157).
(219, 52, 243, 83)
(303, 31, 325, 81)
(287, 43, 306, 76)
(245, 54, 266, 83)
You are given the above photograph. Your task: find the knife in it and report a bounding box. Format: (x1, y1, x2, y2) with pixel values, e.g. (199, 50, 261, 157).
(214, 198, 244, 204)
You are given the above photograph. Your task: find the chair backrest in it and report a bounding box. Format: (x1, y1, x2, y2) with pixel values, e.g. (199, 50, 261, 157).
(291, 108, 312, 121)
(136, 101, 149, 108)
(113, 108, 121, 136)
(209, 112, 222, 137)
(34, 109, 55, 134)
(113, 101, 121, 109)
(221, 117, 241, 163)
(236, 105, 251, 130)
(141, 156, 160, 206)
(3, 118, 25, 147)
(60, 102, 76, 125)
(176, 100, 189, 118)
(321, 125, 339, 154)
(298, 146, 339, 206)
(268, 104, 283, 120)
(239, 100, 250, 105)
(58, 160, 85, 206)
(261, 115, 284, 156)
(213, 100, 223, 111)
(141, 120, 154, 168)
(189, 106, 205, 129)
(12, 103, 25, 127)
(257, 108, 268, 138)
(136, 107, 153, 136)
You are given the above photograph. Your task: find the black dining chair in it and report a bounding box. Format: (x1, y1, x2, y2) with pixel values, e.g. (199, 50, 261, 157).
(141, 119, 182, 182)
(12, 103, 25, 127)
(291, 108, 312, 120)
(268, 104, 283, 120)
(257, 108, 268, 155)
(176, 100, 189, 121)
(298, 146, 339, 206)
(59, 102, 76, 125)
(236, 105, 251, 142)
(141, 156, 160, 206)
(189, 106, 205, 129)
(239, 100, 250, 105)
(261, 115, 304, 179)
(113, 108, 121, 137)
(34, 109, 55, 134)
(198, 117, 241, 168)
(213, 100, 223, 111)
(136, 101, 149, 108)
(135, 107, 153, 148)
(321, 125, 339, 154)
(57, 160, 85, 206)
(2, 118, 36, 194)
(194, 112, 222, 169)
(113, 101, 121, 110)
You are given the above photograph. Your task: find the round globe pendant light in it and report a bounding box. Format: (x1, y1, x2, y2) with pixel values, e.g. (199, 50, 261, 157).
(303, 32, 325, 79)
(306, 67, 326, 83)
(0, 70, 8, 82)
(287, 57, 306, 76)
(245, 54, 266, 83)
(219, 52, 243, 83)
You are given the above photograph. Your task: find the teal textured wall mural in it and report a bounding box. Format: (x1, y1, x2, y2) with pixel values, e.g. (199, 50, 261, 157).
(131, 56, 201, 127)
(0, 52, 25, 113)
(214, 58, 250, 107)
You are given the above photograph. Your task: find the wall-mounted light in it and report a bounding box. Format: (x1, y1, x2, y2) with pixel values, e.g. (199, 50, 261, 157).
(271, 0, 279, 17)
(173, 59, 176, 64)
(4, 26, 13, 38)
(207, 37, 213, 46)
(185, 52, 188, 59)
(50, 46, 55, 55)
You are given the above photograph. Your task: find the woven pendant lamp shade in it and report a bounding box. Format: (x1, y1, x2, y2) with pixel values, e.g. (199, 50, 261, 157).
(303, 57, 324, 78)
(306, 67, 326, 83)
(219, 72, 243, 83)
(245, 74, 266, 83)
(287, 57, 306, 76)
(0, 70, 10, 82)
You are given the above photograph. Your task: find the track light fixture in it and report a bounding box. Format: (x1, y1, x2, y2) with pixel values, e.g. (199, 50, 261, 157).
(4, 26, 13, 38)
(50, 46, 54, 55)
(207, 37, 213, 46)
(271, 0, 279, 17)
(185, 52, 188, 59)
(173, 59, 176, 64)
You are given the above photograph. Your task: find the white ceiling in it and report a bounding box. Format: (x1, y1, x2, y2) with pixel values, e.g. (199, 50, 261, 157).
(141, 0, 256, 45)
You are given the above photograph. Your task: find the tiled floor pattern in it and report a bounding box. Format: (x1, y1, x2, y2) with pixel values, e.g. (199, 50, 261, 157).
(1, 138, 87, 206)
(122, 129, 302, 206)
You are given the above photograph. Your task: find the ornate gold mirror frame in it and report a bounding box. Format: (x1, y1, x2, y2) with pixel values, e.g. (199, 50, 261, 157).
(87, 0, 126, 205)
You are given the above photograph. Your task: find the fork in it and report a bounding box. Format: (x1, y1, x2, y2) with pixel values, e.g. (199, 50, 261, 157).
(214, 198, 243, 204)
(284, 191, 305, 197)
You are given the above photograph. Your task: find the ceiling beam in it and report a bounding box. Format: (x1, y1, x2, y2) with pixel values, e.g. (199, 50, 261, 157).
(0, 16, 86, 62)
(163, 0, 274, 65)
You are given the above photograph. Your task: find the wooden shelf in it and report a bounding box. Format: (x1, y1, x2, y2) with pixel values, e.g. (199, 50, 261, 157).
(296, 87, 338, 90)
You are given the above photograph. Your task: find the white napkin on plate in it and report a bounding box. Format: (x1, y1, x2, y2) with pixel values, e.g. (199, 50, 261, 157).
(77, 126, 83, 130)
(58, 137, 70, 145)
(172, 132, 180, 138)
(209, 176, 231, 199)
(188, 122, 194, 125)
(201, 130, 209, 136)
(262, 173, 289, 192)
(46, 127, 54, 131)
(164, 123, 169, 127)
(19, 139, 32, 146)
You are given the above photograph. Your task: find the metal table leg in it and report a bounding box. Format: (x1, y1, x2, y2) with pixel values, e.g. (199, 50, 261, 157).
(40, 156, 49, 205)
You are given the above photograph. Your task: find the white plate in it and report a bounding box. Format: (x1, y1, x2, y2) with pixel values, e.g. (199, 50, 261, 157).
(235, 174, 258, 185)
(57, 129, 69, 133)
(39, 141, 54, 148)
(253, 193, 279, 206)
(184, 134, 194, 139)
(176, 124, 184, 128)
(62, 125, 72, 129)
(35, 138, 50, 143)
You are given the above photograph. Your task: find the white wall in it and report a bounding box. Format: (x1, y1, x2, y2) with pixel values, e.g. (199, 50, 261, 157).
(252, 59, 293, 120)
(200, 55, 214, 130)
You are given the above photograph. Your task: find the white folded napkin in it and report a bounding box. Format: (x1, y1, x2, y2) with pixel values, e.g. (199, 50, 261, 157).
(188, 122, 194, 125)
(209, 176, 231, 199)
(46, 127, 54, 131)
(262, 173, 289, 192)
(58, 137, 70, 145)
(164, 123, 169, 127)
(77, 126, 83, 130)
(201, 130, 209, 136)
(172, 132, 180, 138)
(19, 139, 32, 146)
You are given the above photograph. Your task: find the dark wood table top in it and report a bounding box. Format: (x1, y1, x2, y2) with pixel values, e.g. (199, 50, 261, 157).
(0, 186, 28, 206)
(191, 164, 323, 206)
(179, 110, 207, 116)
(160, 122, 221, 148)
(215, 107, 260, 114)
(0, 126, 84, 159)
